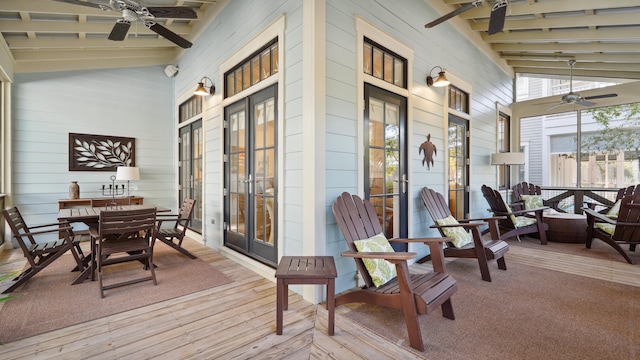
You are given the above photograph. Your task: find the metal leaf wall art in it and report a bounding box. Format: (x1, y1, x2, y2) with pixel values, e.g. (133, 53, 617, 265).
(69, 133, 135, 171)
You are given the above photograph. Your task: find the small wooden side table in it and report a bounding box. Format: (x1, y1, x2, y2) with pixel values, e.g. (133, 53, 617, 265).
(275, 256, 337, 335)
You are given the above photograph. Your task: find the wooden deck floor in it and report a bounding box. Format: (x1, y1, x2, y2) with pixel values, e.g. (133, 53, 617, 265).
(0, 237, 638, 359)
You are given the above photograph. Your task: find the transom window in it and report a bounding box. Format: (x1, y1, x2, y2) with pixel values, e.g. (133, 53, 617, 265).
(225, 39, 278, 98)
(363, 38, 406, 88)
(448, 85, 469, 114)
(179, 95, 202, 123)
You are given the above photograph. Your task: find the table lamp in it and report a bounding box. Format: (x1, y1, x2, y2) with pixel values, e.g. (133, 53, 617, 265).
(116, 166, 140, 197)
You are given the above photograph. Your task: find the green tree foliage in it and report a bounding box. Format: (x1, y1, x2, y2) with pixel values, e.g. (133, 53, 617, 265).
(582, 103, 640, 156)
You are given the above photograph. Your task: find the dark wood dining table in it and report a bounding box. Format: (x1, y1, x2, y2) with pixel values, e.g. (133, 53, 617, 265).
(58, 205, 170, 285)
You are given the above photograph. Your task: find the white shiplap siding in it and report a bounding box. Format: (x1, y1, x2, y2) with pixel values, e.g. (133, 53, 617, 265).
(11, 66, 175, 232)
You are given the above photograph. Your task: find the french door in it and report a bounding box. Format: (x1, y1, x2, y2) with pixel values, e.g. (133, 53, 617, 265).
(224, 85, 277, 265)
(364, 84, 408, 251)
(448, 115, 469, 219)
(179, 120, 203, 232)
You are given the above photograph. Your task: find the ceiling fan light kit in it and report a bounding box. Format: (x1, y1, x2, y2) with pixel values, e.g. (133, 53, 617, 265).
(426, 66, 450, 87)
(52, 0, 197, 48)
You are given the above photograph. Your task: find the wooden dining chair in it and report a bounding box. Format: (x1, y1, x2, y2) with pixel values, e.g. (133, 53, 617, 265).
(90, 207, 157, 298)
(2, 207, 86, 294)
(154, 198, 197, 259)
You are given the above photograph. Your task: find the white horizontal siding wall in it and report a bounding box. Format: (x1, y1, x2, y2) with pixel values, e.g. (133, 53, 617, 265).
(326, 0, 513, 292)
(174, 0, 304, 255)
(11, 66, 175, 240)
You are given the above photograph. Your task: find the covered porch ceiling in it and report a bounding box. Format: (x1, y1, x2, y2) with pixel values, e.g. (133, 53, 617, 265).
(0, 1, 639, 81)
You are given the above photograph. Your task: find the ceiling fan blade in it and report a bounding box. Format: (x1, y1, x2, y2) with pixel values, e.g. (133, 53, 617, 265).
(48, 0, 104, 9)
(584, 93, 618, 100)
(546, 102, 567, 111)
(147, 22, 193, 49)
(108, 20, 131, 41)
(487, 0, 507, 35)
(147, 6, 197, 19)
(575, 99, 596, 107)
(425, 1, 481, 28)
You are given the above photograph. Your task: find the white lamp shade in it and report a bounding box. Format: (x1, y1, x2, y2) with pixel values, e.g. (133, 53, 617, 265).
(491, 152, 525, 165)
(116, 166, 140, 181)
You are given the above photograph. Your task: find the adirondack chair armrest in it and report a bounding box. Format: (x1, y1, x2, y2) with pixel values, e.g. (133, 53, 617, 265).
(156, 214, 180, 227)
(390, 237, 451, 244)
(16, 225, 73, 238)
(341, 251, 417, 261)
(460, 216, 505, 223)
(390, 238, 448, 272)
(511, 206, 548, 216)
(28, 221, 73, 230)
(431, 222, 481, 230)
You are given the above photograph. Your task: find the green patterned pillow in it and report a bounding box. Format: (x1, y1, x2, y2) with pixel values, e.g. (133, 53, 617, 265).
(520, 195, 544, 210)
(504, 201, 519, 225)
(435, 215, 473, 248)
(353, 233, 397, 287)
(607, 199, 621, 218)
(596, 222, 616, 235)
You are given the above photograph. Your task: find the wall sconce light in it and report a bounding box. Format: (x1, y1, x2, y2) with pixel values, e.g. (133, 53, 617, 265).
(194, 76, 215, 96)
(426, 66, 450, 87)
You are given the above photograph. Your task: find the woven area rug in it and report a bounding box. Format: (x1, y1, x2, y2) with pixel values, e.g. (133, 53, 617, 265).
(342, 259, 639, 359)
(0, 242, 233, 343)
(510, 235, 640, 264)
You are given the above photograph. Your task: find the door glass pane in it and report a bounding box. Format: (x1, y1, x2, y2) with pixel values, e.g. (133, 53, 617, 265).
(230, 110, 246, 235)
(368, 96, 400, 239)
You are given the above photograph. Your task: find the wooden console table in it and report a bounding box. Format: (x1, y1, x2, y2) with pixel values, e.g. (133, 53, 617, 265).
(58, 196, 143, 209)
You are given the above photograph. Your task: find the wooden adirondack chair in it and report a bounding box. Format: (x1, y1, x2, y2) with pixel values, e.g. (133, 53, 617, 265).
(332, 192, 458, 352)
(481, 185, 549, 244)
(584, 193, 640, 264)
(511, 182, 562, 212)
(419, 187, 508, 282)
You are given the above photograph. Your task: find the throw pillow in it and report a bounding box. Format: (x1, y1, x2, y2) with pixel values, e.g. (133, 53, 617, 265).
(520, 195, 544, 210)
(435, 215, 473, 248)
(595, 222, 616, 235)
(504, 200, 537, 228)
(353, 233, 396, 287)
(607, 199, 622, 218)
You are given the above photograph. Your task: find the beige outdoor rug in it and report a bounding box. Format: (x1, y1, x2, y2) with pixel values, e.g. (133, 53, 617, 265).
(342, 258, 639, 359)
(0, 242, 233, 343)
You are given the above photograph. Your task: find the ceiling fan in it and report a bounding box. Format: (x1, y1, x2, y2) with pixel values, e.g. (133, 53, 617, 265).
(425, 0, 508, 35)
(51, 0, 197, 48)
(541, 60, 618, 111)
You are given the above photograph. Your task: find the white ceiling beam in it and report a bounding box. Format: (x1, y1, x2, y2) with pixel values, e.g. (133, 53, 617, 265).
(14, 55, 176, 73)
(0, 19, 191, 35)
(470, 13, 640, 31)
(458, 0, 640, 18)
(482, 28, 640, 43)
(12, 47, 178, 61)
(6, 37, 185, 50)
(492, 42, 640, 53)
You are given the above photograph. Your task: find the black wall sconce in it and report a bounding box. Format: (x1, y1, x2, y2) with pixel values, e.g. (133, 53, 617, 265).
(194, 76, 215, 96)
(426, 66, 450, 87)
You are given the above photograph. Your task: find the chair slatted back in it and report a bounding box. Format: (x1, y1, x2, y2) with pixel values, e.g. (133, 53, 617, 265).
(481, 185, 515, 230)
(512, 182, 541, 203)
(2, 207, 36, 248)
(420, 186, 452, 222)
(616, 184, 640, 201)
(98, 207, 157, 239)
(175, 198, 196, 230)
(332, 192, 383, 288)
(612, 193, 640, 243)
